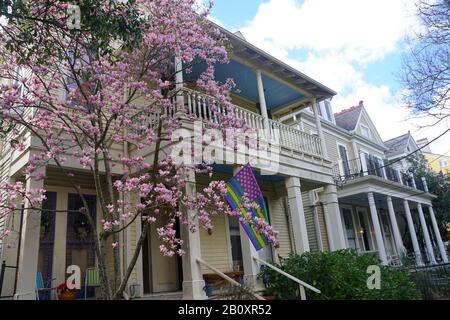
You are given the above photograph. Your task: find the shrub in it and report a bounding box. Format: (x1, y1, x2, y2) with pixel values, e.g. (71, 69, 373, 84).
(260, 249, 421, 300)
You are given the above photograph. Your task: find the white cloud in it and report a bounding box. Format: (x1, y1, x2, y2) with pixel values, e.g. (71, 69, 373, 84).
(241, 0, 419, 64)
(237, 0, 450, 155)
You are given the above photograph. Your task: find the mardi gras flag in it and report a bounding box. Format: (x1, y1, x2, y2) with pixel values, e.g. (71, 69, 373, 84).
(225, 164, 270, 251)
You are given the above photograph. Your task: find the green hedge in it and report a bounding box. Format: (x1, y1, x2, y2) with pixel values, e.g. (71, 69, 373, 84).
(260, 250, 421, 300)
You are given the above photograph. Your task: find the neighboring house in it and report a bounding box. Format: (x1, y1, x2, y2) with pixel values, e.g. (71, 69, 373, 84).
(278, 100, 449, 267)
(417, 138, 450, 175)
(0, 28, 345, 300)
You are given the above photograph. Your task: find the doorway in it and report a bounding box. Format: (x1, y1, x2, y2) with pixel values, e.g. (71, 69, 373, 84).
(142, 215, 182, 294)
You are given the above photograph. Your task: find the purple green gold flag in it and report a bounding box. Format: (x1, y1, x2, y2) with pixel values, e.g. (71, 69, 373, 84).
(225, 164, 270, 251)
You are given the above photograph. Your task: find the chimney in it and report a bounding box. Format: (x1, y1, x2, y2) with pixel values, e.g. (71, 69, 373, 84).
(358, 100, 364, 107)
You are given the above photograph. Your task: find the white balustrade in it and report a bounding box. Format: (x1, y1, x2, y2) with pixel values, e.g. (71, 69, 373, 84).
(134, 88, 324, 157)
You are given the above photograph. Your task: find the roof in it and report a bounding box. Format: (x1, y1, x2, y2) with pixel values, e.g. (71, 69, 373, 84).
(213, 24, 337, 100)
(384, 133, 411, 157)
(334, 105, 363, 131)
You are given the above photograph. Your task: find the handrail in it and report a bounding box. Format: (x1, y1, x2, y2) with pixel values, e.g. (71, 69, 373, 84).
(196, 258, 265, 300)
(253, 256, 320, 300)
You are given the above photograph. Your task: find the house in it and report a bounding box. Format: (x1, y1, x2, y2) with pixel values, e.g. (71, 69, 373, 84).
(0, 26, 345, 300)
(417, 138, 450, 176)
(279, 100, 448, 267)
(0, 23, 447, 301)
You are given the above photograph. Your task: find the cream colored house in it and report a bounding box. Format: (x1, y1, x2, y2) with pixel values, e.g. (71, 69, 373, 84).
(278, 100, 449, 267)
(0, 27, 346, 300)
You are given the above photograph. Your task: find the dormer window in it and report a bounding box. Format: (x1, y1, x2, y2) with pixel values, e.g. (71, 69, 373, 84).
(361, 125, 370, 139)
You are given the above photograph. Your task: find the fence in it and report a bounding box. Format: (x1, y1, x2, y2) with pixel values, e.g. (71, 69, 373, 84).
(408, 263, 450, 300)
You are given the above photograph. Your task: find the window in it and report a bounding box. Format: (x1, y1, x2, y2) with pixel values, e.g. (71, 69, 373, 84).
(361, 125, 370, 139)
(65, 52, 96, 109)
(440, 160, 448, 168)
(228, 216, 243, 272)
(341, 208, 357, 249)
(338, 144, 350, 177)
(316, 103, 322, 116)
(323, 100, 334, 122)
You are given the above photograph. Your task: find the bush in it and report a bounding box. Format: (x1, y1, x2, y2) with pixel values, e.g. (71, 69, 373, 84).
(260, 249, 421, 300)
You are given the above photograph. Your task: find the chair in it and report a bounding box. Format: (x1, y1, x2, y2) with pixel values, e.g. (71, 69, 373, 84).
(84, 267, 100, 299)
(36, 271, 59, 300)
(14, 272, 58, 300)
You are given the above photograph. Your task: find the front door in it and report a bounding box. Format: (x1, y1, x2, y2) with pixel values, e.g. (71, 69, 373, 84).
(142, 215, 181, 294)
(355, 207, 376, 252)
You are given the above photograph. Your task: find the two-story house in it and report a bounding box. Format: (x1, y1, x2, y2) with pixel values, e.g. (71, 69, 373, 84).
(0, 26, 347, 300)
(277, 100, 448, 267)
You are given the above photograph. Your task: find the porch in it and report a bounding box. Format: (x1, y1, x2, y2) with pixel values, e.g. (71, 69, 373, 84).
(338, 187, 449, 267)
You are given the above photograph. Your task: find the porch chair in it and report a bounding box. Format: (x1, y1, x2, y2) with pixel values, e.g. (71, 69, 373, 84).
(36, 271, 59, 300)
(84, 267, 100, 299)
(13, 272, 58, 300)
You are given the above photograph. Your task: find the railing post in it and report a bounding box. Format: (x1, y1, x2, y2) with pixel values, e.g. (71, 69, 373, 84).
(0, 260, 5, 297)
(299, 285, 306, 300)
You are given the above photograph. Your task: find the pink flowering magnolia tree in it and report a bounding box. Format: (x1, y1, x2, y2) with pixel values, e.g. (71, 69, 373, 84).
(0, 0, 278, 299)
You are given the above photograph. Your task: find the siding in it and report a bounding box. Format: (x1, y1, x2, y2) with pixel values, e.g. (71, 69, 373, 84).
(269, 197, 293, 258)
(302, 191, 319, 252)
(199, 214, 231, 274)
(316, 205, 330, 251)
(0, 130, 13, 255)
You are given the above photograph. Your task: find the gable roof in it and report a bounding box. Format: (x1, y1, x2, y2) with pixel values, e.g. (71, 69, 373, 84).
(334, 105, 363, 131)
(384, 132, 412, 158)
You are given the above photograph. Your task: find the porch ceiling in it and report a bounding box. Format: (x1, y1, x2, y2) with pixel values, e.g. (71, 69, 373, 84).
(185, 59, 305, 110)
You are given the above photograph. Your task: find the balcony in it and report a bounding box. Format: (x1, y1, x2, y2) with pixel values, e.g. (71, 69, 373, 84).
(137, 88, 325, 158)
(334, 157, 427, 192)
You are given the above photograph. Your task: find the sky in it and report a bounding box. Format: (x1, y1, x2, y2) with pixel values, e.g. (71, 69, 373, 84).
(207, 0, 449, 155)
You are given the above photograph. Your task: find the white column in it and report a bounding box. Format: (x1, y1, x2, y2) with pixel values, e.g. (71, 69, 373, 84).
(367, 192, 388, 265)
(180, 173, 207, 300)
(52, 191, 68, 298)
(417, 204, 437, 264)
(311, 98, 328, 158)
(15, 172, 45, 300)
(255, 69, 270, 137)
(428, 206, 449, 263)
(386, 196, 406, 257)
(233, 167, 261, 289)
(285, 177, 310, 253)
(322, 185, 346, 250)
(403, 200, 423, 266)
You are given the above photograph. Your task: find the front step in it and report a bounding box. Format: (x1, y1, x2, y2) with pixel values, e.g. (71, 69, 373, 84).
(138, 291, 183, 300)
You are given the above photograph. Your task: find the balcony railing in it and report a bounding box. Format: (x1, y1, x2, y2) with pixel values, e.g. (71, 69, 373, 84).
(137, 88, 324, 158)
(334, 157, 428, 192)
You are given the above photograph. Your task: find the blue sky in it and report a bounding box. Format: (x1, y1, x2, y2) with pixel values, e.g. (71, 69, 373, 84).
(208, 0, 448, 155)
